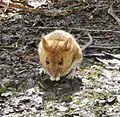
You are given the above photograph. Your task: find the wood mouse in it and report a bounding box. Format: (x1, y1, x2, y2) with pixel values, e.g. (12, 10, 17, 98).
(38, 30, 92, 81)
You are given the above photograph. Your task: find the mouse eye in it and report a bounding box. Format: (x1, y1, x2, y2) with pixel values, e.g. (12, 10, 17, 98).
(46, 59, 50, 65)
(58, 59, 63, 65)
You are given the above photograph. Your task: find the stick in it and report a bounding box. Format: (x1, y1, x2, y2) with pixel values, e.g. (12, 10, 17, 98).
(28, 27, 120, 34)
(80, 35, 113, 39)
(4, 0, 10, 13)
(88, 46, 120, 49)
(0, 45, 18, 49)
(83, 53, 105, 58)
(95, 57, 107, 64)
(102, 51, 120, 60)
(0, 43, 18, 49)
(108, 2, 120, 26)
(84, 53, 120, 60)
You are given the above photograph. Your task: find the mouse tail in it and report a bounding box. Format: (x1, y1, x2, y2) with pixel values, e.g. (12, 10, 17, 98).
(81, 32, 93, 51)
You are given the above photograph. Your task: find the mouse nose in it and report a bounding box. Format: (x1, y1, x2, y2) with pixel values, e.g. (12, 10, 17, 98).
(49, 69, 58, 78)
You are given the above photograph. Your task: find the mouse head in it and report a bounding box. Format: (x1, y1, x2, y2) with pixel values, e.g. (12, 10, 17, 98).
(39, 37, 75, 79)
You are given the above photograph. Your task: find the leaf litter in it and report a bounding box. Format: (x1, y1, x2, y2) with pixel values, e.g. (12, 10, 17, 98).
(0, 0, 120, 116)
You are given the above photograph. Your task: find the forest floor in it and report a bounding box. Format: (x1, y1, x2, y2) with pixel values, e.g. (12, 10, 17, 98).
(0, 0, 120, 117)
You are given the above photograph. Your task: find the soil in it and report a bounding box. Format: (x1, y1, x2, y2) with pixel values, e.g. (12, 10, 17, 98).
(0, 0, 120, 117)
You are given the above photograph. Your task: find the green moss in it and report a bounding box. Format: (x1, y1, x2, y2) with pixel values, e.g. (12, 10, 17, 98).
(74, 100, 81, 105)
(87, 75, 96, 82)
(60, 94, 73, 102)
(63, 95, 67, 100)
(48, 97, 56, 102)
(4, 82, 14, 88)
(87, 68, 101, 83)
(96, 92, 111, 99)
(84, 91, 111, 100)
(12, 90, 20, 95)
(117, 89, 120, 95)
(70, 95, 74, 100)
(54, 109, 60, 114)
(89, 92, 111, 100)
(0, 86, 6, 94)
(94, 109, 102, 117)
(68, 108, 74, 113)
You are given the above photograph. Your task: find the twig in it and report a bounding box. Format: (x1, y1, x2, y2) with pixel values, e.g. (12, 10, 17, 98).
(64, 3, 89, 12)
(0, 0, 31, 11)
(95, 57, 107, 65)
(29, 27, 120, 34)
(0, 45, 17, 49)
(84, 53, 120, 60)
(95, 57, 120, 67)
(4, 0, 10, 13)
(10, 0, 32, 7)
(102, 51, 120, 60)
(108, 2, 120, 25)
(80, 35, 113, 39)
(0, 43, 18, 49)
(83, 53, 105, 58)
(2, 49, 13, 56)
(88, 46, 120, 49)
(38, 82, 45, 89)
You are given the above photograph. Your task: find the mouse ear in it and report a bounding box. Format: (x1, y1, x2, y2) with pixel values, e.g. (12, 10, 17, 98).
(41, 37, 49, 51)
(63, 38, 71, 51)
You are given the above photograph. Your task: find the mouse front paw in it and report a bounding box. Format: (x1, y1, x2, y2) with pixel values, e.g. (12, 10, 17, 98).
(50, 76, 60, 81)
(50, 76, 55, 81)
(66, 70, 76, 79)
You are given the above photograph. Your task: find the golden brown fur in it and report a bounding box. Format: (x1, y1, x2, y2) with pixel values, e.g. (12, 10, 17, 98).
(38, 30, 83, 81)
